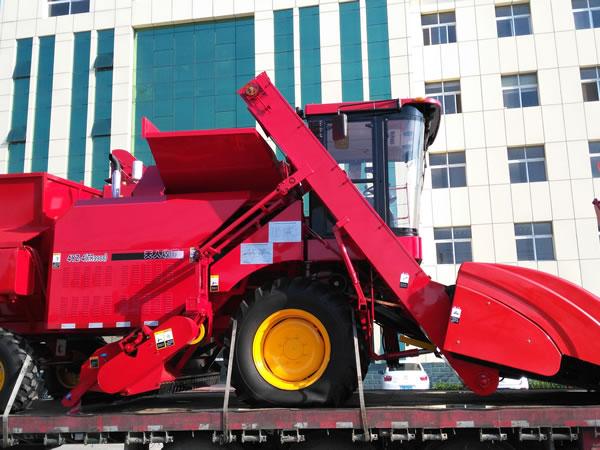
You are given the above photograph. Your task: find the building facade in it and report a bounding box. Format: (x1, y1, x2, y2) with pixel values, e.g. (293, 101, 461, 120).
(0, 0, 599, 297)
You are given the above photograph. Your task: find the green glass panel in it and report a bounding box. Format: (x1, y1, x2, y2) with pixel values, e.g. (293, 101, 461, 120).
(67, 31, 90, 181)
(274, 9, 295, 105)
(91, 29, 114, 186)
(7, 39, 33, 172)
(300, 6, 321, 105)
(91, 136, 110, 189)
(12, 38, 33, 79)
(366, 0, 391, 100)
(8, 143, 26, 173)
(31, 36, 55, 172)
(133, 18, 255, 160)
(340, 1, 363, 101)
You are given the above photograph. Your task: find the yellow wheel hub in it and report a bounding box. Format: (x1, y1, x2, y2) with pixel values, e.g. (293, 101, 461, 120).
(253, 309, 330, 390)
(0, 361, 5, 391)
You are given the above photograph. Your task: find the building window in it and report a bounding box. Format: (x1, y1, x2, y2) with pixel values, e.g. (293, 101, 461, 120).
(48, 0, 89, 16)
(502, 73, 539, 108)
(515, 222, 555, 261)
(496, 3, 532, 37)
(590, 141, 600, 177)
(425, 80, 462, 114)
(429, 152, 467, 189)
(422, 12, 456, 46)
(581, 66, 600, 102)
(572, 0, 600, 29)
(508, 146, 547, 183)
(434, 227, 472, 264)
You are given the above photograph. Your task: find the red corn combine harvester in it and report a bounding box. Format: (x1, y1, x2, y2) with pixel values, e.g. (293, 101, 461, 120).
(1, 72, 600, 412)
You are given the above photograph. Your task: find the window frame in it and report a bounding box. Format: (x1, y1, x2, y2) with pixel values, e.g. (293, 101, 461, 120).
(501, 73, 539, 108)
(496, 3, 533, 37)
(514, 222, 555, 261)
(434, 226, 473, 265)
(425, 80, 462, 114)
(581, 66, 600, 102)
(429, 151, 467, 189)
(507, 145, 547, 183)
(572, 0, 600, 29)
(590, 141, 600, 177)
(422, 12, 457, 46)
(48, 0, 89, 17)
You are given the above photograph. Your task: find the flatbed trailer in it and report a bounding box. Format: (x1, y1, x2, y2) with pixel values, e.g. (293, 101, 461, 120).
(3, 390, 600, 449)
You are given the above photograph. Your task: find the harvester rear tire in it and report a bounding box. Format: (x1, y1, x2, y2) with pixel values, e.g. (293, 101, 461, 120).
(0, 329, 42, 412)
(232, 277, 363, 407)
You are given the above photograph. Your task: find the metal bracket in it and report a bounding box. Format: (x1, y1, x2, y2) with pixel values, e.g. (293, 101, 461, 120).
(480, 428, 507, 442)
(84, 433, 108, 445)
(241, 429, 267, 443)
(43, 434, 66, 447)
(422, 429, 449, 441)
(2, 355, 33, 448)
(212, 320, 238, 445)
(350, 312, 377, 443)
(126, 432, 173, 445)
(549, 428, 578, 441)
(280, 429, 305, 444)
(389, 428, 416, 442)
(519, 428, 548, 442)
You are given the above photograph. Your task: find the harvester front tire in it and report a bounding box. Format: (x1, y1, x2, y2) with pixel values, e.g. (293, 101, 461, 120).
(232, 278, 362, 407)
(0, 329, 42, 412)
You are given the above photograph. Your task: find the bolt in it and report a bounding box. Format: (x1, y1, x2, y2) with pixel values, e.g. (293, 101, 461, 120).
(245, 84, 258, 97)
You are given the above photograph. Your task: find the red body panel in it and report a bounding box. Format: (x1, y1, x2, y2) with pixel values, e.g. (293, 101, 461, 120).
(210, 201, 304, 293)
(447, 263, 600, 371)
(47, 192, 249, 330)
(0, 248, 34, 296)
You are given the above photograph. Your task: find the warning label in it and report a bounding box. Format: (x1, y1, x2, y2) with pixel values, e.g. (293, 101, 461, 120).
(155, 328, 175, 350)
(210, 274, 220, 292)
(52, 253, 61, 269)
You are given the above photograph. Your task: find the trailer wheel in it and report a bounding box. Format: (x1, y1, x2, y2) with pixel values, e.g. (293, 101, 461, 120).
(232, 278, 363, 407)
(0, 329, 42, 412)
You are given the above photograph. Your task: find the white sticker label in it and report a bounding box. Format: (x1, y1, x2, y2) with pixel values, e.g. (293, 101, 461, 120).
(269, 221, 302, 243)
(240, 243, 273, 264)
(400, 272, 410, 288)
(450, 306, 462, 324)
(155, 328, 174, 350)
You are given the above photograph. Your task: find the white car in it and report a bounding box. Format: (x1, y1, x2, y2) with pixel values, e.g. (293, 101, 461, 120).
(381, 362, 430, 390)
(498, 376, 529, 389)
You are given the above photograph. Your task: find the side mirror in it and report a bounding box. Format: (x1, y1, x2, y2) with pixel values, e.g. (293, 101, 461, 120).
(332, 113, 349, 149)
(332, 113, 348, 141)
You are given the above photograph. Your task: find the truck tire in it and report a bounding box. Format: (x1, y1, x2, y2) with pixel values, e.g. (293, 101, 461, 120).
(232, 277, 363, 407)
(0, 329, 42, 412)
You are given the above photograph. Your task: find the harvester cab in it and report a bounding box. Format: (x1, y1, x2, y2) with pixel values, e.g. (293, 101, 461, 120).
(304, 99, 440, 245)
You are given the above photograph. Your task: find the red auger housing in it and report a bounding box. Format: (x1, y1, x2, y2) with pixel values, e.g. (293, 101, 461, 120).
(1, 73, 600, 411)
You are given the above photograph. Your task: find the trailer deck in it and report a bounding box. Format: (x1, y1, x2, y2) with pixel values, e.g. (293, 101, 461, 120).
(6, 390, 600, 435)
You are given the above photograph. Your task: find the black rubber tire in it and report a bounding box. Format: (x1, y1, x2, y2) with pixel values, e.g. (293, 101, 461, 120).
(232, 277, 362, 407)
(43, 337, 105, 399)
(0, 329, 43, 412)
